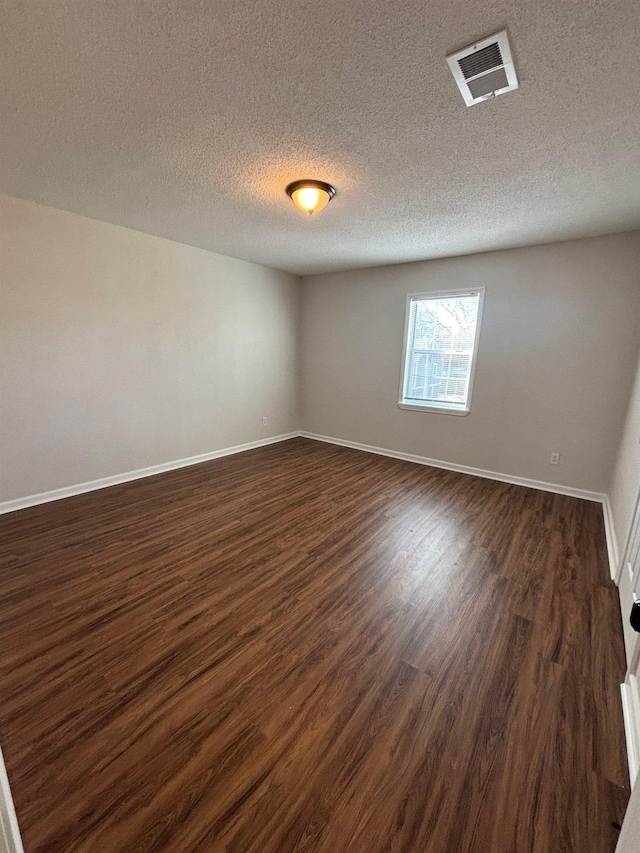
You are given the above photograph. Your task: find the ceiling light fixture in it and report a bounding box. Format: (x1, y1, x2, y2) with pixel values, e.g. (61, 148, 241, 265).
(285, 179, 336, 215)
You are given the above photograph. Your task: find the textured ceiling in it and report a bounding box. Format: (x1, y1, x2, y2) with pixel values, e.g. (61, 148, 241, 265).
(1, 0, 639, 275)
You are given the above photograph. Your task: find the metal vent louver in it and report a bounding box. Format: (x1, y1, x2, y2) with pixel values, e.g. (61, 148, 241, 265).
(447, 30, 518, 106)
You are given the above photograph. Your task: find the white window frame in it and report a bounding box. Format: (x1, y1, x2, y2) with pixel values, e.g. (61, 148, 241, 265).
(398, 287, 485, 416)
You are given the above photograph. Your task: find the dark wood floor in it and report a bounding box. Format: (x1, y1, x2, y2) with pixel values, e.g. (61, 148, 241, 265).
(0, 437, 629, 852)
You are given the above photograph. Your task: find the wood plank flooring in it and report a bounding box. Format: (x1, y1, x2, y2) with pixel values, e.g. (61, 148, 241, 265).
(0, 437, 629, 852)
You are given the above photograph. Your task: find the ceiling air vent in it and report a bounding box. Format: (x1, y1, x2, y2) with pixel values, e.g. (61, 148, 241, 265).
(447, 30, 518, 106)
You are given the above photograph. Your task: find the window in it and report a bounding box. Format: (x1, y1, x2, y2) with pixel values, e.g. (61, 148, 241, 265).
(399, 288, 484, 415)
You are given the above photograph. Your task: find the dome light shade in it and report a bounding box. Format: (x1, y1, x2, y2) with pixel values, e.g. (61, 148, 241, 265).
(286, 180, 336, 215)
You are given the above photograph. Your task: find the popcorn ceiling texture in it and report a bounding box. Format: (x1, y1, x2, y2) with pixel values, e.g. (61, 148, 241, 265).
(1, 0, 639, 275)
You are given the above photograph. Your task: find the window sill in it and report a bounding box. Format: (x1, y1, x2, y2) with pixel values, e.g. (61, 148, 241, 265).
(398, 402, 470, 416)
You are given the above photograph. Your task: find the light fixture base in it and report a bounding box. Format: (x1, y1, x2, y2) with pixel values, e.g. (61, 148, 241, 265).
(285, 179, 336, 215)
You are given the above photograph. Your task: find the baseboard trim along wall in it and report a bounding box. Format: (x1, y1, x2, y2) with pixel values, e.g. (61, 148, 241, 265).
(1, 428, 619, 582)
(0, 427, 618, 583)
(300, 431, 605, 500)
(0, 748, 24, 853)
(300, 431, 617, 577)
(0, 432, 299, 515)
(602, 495, 620, 582)
(621, 678, 640, 789)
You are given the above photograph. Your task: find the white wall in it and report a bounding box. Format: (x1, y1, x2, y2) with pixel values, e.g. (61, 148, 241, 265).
(611, 353, 640, 557)
(611, 338, 640, 663)
(0, 194, 300, 503)
(300, 234, 640, 494)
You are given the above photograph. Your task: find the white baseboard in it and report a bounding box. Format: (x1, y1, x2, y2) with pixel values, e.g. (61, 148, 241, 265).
(3, 428, 617, 578)
(602, 495, 620, 582)
(300, 431, 606, 503)
(300, 431, 624, 582)
(0, 748, 23, 853)
(0, 432, 299, 515)
(621, 678, 640, 789)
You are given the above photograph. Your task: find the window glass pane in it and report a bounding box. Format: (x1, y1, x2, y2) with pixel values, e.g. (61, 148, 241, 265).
(403, 291, 481, 408)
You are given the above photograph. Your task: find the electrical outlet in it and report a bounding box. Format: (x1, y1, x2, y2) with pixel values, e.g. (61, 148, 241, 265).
(549, 452, 560, 465)
(262, 417, 268, 426)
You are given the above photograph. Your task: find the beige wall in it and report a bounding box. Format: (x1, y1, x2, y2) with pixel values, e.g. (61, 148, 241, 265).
(300, 233, 640, 494)
(3, 193, 640, 505)
(0, 194, 300, 503)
